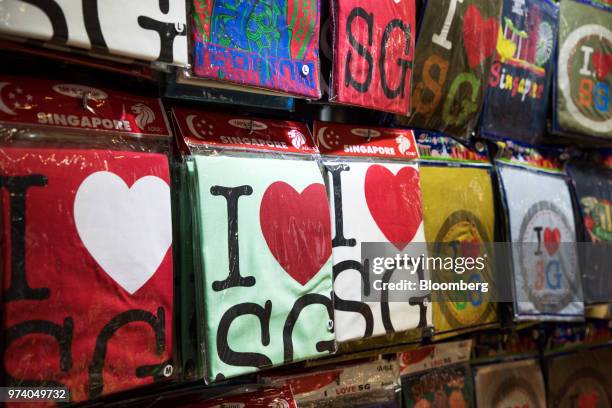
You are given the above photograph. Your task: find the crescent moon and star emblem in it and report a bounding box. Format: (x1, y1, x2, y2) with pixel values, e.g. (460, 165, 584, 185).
(0, 82, 34, 116)
(317, 126, 341, 150)
(186, 114, 214, 139)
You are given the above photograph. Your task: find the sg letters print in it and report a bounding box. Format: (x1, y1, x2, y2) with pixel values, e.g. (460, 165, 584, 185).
(325, 160, 430, 343)
(0, 0, 188, 65)
(331, 0, 416, 114)
(400, 0, 503, 139)
(481, 0, 558, 143)
(555, 0, 612, 138)
(1, 148, 174, 402)
(498, 165, 584, 321)
(191, 0, 321, 97)
(191, 155, 335, 381)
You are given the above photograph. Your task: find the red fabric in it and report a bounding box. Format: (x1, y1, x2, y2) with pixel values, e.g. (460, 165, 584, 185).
(1, 147, 173, 404)
(334, 0, 416, 114)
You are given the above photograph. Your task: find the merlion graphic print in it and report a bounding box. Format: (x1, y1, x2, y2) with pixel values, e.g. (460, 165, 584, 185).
(191, 0, 321, 97)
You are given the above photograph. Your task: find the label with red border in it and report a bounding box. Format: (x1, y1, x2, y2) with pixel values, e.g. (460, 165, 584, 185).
(0, 75, 170, 137)
(314, 121, 418, 159)
(415, 130, 490, 165)
(398, 340, 472, 376)
(173, 107, 318, 155)
(495, 139, 565, 173)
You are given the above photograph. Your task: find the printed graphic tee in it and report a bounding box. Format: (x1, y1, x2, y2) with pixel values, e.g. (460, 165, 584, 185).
(547, 347, 612, 408)
(481, 0, 558, 143)
(1, 147, 174, 402)
(555, 0, 612, 138)
(331, 0, 416, 114)
(420, 165, 498, 337)
(325, 160, 430, 343)
(191, 0, 321, 97)
(567, 164, 612, 304)
(474, 359, 547, 408)
(498, 165, 584, 321)
(190, 155, 335, 381)
(400, 0, 503, 139)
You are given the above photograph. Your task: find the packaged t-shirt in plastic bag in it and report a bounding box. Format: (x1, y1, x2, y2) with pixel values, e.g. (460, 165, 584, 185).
(173, 109, 335, 382)
(398, 0, 503, 139)
(0, 1, 188, 66)
(399, 340, 474, 407)
(314, 122, 430, 346)
(546, 347, 612, 408)
(190, 0, 321, 98)
(480, 0, 558, 143)
(1, 76, 175, 403)
(496, 142, 584, 321)
(417, 132, 498, 339)
(329, 0, 416, 114)
(264, 359, 402, 407)
(474, 358, 547, 408)
(567, 162, 612, 305)
(553, 0, 612, 139)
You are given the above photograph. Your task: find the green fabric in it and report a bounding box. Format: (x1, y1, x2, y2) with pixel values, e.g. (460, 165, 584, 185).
(190, 155, 334, 381)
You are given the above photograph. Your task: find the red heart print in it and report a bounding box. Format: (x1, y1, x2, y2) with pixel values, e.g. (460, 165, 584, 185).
(364, 165, 423, 250)
(463, 5, 499, 68)
(592, 51, 612, 81)
(260, 181, 332, 286)
(543, 227, 561, 256)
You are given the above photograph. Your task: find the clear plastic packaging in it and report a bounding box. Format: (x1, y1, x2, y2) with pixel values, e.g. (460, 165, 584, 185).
(328, 0, 416, 114)
(398, 0, 504, 139)
(417, 131, 498, 339)
(546, 347, 612, 407)
(399, 340, 474, 407)
(495, 143, 584, 321)
(265, 359, 402, 407)
(0, 1, 188, 66)
(474, 358, 547, 407)
(567, 162, 612, 305)
(172, 108, 335, 383)
(480, 0, 558, 144)
(1, 75, 175, 403)
(553, 0, 612, 139)
(189, 0, 321, 98)
(314, 121, 430, 346)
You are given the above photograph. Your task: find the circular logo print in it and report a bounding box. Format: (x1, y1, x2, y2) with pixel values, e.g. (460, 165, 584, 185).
(433, 210, 495, 327)
(558, 24, 612, 134)
(517, 201, 579, 313)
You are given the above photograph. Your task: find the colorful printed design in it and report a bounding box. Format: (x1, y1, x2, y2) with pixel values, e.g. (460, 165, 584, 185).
(481, 0, 558, 143)
(420, 166, 498, 337)
(398, 0, 503, 139)
(498, 165, 584, 321)
(191, 0, 321, 97)
(555, 0, 612, 138)
(180, 386, 297, 408)
(474, 359, 547, 408)
(190, 155, 334, 381)
(0, 1, 187, 65)
(331, 0, 416, 114)
(402, 364, 473, 408)
(547, 348, 612, 408)
(567, 164, 612, 304)
(325, 160, 429, 343)
(2, 148, 174, 402)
